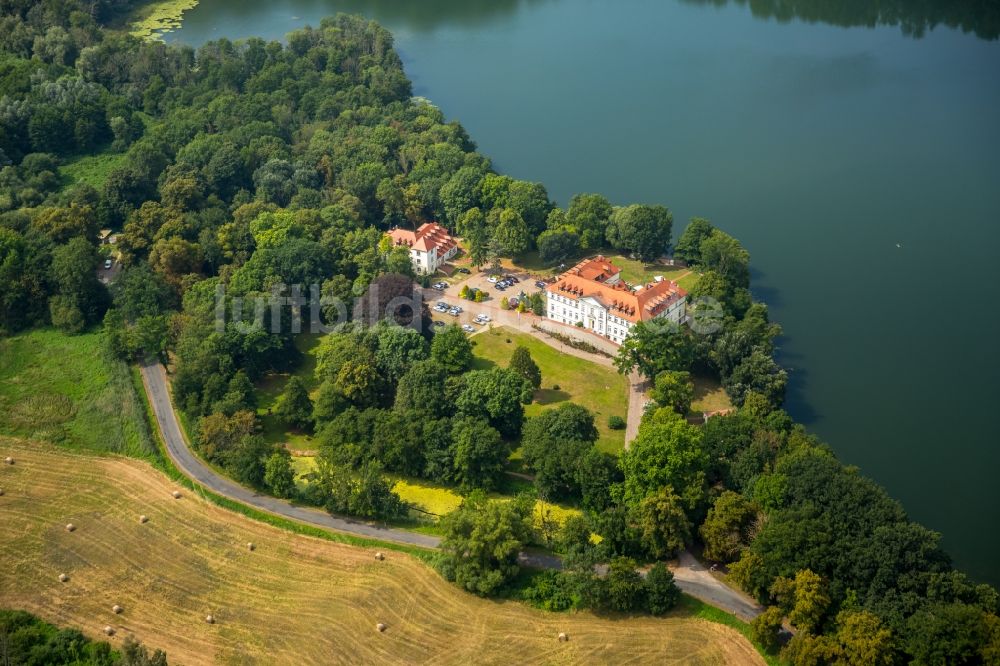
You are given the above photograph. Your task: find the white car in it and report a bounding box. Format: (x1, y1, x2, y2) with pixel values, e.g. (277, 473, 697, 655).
(487, 276, 498, 283)
(448, 307, 461, 316)
(461, 324, 476, 333)
(478, 314, 491, 322)
(104, 259, 113, 270)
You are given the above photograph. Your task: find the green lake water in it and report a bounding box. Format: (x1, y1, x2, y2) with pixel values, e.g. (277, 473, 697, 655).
(165, 0, 1000, 585)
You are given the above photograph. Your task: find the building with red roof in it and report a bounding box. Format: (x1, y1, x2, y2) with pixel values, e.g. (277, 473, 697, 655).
(545, 255, 687, 345)
(386, 222, 458, 275)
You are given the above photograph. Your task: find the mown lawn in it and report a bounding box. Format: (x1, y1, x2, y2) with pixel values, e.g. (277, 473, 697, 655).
(691, 373, 734, 414)
(471, 326, 628, 454)
(0, 327, 157, 459)
(59, 151, 129, 190)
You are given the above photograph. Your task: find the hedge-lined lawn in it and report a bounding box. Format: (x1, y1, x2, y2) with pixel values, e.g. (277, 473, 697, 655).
(471, 327, 628, 454)
(691, 373, 734, 414)
(0, 327, 156, 459)
(255, 333, 322, 450)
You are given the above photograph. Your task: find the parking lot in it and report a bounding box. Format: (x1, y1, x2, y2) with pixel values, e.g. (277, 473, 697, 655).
(424, 267, 551, 336)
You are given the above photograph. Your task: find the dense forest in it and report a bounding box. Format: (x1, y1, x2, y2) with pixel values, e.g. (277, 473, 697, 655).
(0, 2, 998, 664)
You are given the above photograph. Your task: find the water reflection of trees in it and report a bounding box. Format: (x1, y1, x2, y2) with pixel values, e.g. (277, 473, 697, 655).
(681, 0, 999, 40)
(198, 0, 550, 33)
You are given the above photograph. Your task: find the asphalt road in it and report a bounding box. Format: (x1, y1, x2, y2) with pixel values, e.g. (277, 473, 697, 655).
(139, 359, 760, 620)
(139, 360, 441, 549)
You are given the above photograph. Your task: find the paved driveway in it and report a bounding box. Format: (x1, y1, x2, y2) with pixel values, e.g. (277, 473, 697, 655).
(139, 360, 440, 549)
(138, 317, 761, 621)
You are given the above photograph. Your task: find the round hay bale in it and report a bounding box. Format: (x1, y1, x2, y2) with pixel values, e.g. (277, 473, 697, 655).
(139, 514, 149, 524)
(4, 456, 13, 465)
(374, 551, 385, 561)
(65, 523, 76, 532)
(171, 490, 182, 499)
(376, 623, 387, 633)
(103, 626, 115, 636)
(205, 614, 215, 624)
(58, 573, 68, 583)
(0, 488, 5, 496)
(112, 604, 123, 615)
(558, 632, 568, 642)
(247, 542, 255, 551)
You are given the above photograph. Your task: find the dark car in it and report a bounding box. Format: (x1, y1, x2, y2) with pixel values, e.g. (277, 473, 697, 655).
(456, 267, 471, 274)
(535, 280, 547, 289)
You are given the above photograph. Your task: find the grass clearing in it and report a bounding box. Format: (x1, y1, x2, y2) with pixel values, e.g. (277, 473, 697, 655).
(691, 373, 734, 415)
(472, 327, 628, 453)
(0, 442, 764, 665)
(59, 151, 128, 191)
(255, 333, 322, 451)
(0, 328, 157, 460)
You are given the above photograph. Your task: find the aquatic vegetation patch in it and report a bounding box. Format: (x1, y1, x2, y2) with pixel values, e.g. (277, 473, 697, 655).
(130, 0, 199, 42)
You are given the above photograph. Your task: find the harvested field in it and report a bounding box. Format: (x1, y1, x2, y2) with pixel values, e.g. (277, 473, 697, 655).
(0, 441, 763, 665)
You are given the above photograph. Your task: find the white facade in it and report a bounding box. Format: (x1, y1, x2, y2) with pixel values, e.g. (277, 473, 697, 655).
(545, 256, 687, 346)
(410, 243, 457, 275)
(547, 292, 685, 345)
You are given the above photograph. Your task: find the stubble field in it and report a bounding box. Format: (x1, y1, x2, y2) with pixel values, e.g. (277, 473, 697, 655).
(0, 441, 762, 665)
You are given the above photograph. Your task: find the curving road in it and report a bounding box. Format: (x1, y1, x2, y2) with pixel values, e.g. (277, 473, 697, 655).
(139, 360, 440, 549)
(139, 360, 760, 620)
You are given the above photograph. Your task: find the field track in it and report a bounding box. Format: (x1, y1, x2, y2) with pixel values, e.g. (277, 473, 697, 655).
(0, 441, 763, 665)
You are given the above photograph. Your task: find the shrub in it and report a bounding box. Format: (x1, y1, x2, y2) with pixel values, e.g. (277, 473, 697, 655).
(644, 563, 681, 614)
(521, 570, 579, 611)
(608, 415, 626, 430)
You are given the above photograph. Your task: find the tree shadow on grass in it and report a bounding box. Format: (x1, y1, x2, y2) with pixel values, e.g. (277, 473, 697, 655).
(533, 388, 571, 405)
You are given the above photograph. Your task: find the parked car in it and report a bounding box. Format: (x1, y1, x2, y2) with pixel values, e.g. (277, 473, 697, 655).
(508, 276, 519, 283)
(434, 304, 449, 312)
(535, 280, 547, 289)
(456, 267, 471, 274)
(437, 301, 448, 307)
(478, 314, 491, 322)
(104, 259, 113, 270)
(433, 320, 445, 327)
(495, 285, 506, 291)
(461, 324, 476, 333)
(432, 282, 448, 290)
(487, 276, 498, 283)
(449, 307, 462, 316)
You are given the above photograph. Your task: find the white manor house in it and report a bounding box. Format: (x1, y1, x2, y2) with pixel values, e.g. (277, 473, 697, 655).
(386, 222, 458, 275)
(545, 256, 687, 345)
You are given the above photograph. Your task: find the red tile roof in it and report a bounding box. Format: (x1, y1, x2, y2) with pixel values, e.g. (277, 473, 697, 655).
(387, 223, 457, 256)
(546, 256, 686, 323)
